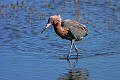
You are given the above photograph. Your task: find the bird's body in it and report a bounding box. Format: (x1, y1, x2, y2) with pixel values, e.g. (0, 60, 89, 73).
(41, 15, 88, 58)
(54, 20, 88, 41)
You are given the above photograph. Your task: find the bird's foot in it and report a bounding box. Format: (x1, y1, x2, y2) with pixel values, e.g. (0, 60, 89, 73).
(76, 54, 79, 59)
(77, 54, 79, 57)
(67, 54, 70, 59)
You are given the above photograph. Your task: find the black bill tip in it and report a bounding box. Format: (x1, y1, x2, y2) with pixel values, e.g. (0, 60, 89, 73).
(41, 28, 46, 33)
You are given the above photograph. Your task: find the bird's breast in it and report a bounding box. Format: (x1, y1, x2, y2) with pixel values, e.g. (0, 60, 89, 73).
(54, 27, 67, 36)
(54, 27, 74, 40)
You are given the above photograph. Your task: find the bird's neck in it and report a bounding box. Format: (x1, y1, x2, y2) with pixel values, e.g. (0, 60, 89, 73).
(53, 21, 63, 30)
(53, 21, 64, 36)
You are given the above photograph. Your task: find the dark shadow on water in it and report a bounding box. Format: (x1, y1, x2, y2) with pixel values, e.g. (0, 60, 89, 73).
(57, 59, 89, 80)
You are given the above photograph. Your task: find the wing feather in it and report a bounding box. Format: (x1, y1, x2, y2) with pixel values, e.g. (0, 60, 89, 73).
(61, 20, 88, 40)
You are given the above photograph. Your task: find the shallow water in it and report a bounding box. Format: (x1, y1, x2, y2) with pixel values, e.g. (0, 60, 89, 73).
(0, 0, 120, 80)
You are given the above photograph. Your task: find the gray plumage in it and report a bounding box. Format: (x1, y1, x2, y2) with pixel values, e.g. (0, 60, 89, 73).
(61, 20, 88, 41)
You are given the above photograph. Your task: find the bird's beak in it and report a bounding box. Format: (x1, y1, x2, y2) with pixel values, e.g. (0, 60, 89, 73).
(41, 23, 52, 33)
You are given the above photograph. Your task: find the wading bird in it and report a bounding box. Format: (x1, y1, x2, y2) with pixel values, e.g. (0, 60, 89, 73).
(41, 15, 88, 58)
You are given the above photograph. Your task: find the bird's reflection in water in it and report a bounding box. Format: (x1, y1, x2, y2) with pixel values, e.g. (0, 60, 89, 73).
(58, 59, 89, 80)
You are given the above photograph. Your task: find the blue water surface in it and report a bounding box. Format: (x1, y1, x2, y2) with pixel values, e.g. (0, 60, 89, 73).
(0, 0, 120, 80)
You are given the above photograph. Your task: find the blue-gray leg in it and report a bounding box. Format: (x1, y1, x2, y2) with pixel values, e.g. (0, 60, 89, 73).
(67, 40, 74, 58)
(73, 43, 78, 57)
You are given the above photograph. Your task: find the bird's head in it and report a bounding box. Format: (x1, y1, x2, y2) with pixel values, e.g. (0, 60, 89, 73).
(41, 15, 61, 33)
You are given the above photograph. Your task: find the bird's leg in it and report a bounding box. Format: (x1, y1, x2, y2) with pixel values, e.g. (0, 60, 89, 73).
(67, 40, 74, 58)
(73, 43, 79, 57)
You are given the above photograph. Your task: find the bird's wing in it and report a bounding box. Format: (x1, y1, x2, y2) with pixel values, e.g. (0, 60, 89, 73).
(61, 20, 88, 40)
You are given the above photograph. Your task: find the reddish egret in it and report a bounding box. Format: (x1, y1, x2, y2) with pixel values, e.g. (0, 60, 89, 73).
(41, 15, 88, 58)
